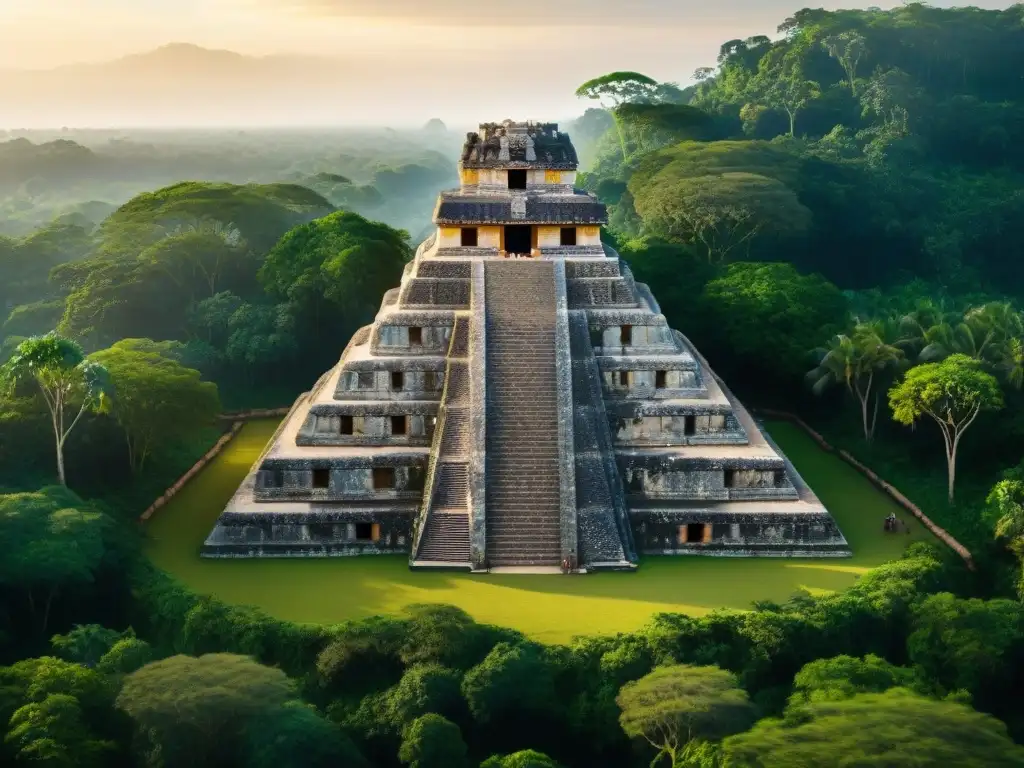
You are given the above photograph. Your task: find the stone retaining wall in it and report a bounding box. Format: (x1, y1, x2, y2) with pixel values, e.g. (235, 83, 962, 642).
(219, 407, 291, 421)
(139, 421, 245, 522)
(755, 408, 975, 571)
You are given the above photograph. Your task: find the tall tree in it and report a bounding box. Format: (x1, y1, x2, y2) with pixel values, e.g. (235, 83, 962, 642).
(0, 488, 112, 635)
(986, 466, 1024, 598)
(722, 689, 1024, 767)
(259, 210, 410, 338)
(89, 340, 220, 472)
(575, 71, 660, 158)
(822, 32, 868, 95)
(617, 664, 756, 767)
(4, 693, 115, 767)
(751, 50, 821, 136)
(807, 324, 904, 441)
(889, 354, 1003, 501)
(633, 172, 811, 264)
(116, 653, 296, 768)
(0, 333, 110, 486)
(397, 714, 469, 768)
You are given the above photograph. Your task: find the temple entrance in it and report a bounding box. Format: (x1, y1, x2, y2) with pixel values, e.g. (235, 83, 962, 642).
(679, 523, 709, 544)
(504, 225, 532, 255)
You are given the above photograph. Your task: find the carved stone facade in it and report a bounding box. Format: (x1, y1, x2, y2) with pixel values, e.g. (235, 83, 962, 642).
(203, 121, 850, 567)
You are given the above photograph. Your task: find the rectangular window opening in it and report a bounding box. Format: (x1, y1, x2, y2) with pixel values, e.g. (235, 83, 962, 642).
(655, 371, 668, 389)
(391, 371, 404, 391)
(620, 325, 633, 345)
(391, 415, 407, 436)
(340, 415, 353, 435)
(618, 370, 630, 387)
(372, 467, 396, 490)
(355, 522, 373, 540)
(560, 227, 577, 246)
(460, 228, 478, 247)
(684, 415, 696, 436)
(507, 169, 527, 189)
(312, 468, 331, 489)
(724, 469, 737, 488)
(686, 523, 707, 544)
(408, 327, 422, 345)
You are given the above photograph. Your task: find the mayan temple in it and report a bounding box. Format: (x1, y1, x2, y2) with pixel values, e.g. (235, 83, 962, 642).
(202, 120, 851, 570)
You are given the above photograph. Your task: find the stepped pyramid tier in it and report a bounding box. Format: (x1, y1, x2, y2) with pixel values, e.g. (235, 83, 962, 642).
(202, 120, 850, 568)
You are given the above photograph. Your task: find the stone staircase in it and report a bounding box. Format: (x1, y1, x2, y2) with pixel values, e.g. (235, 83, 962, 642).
(484, 261, 562, 567)
(412, 317, 472, 567)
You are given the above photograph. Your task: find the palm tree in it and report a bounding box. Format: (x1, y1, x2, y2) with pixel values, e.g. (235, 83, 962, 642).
(908, 301, 1024, 389)
(896, 298, 954, 358)
(807, 323, 904, 442)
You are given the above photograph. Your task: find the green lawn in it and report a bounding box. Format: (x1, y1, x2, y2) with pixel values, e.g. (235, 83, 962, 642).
(144, 419, 933, 644)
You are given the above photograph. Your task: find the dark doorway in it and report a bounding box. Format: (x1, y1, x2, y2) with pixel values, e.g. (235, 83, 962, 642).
(684, 415, 696, 436)
(686, 523, 707, 543)
(408, 327, 422, 345)
(391, 371, 404, 390)
(340, 415, 354, 435)
(560, 227, 577, 246)
(508, 169, 527, 189)
(504, 225, 532, 255)
(312, 468, 331, 488)
(355, 522, 373, 540)
(655, 371, 668, 389)
(620, 325, 632, 345)
(461, 227, 478, 247)
(391, 415, 407, 435)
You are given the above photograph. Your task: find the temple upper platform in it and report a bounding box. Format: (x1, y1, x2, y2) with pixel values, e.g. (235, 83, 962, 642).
(460, 121, 578, 170)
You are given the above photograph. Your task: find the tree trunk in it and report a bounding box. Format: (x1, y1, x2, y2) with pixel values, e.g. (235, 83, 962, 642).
(42, 585, 57, 635)
(613, 113, 628, 160)
(869, 395, 880, 442)
(56, 436, 67, 486)
(946, 444, 956, 503)
(787, 109, 796, 136)
(854, 374, 875, 442)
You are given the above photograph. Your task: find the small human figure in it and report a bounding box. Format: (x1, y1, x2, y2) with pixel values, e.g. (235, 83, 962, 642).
(884, 512, 897, 532)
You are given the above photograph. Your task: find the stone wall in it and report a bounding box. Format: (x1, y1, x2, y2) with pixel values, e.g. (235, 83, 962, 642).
(203, 511, 413, 557)
(140, 421, 244, 522)
(633, 513, 850, 557)
(552, 259, 580, 566)
(467, 261, 489, 569)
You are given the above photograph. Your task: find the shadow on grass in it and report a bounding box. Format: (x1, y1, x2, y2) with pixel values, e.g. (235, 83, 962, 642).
(143, 419, 935, 643)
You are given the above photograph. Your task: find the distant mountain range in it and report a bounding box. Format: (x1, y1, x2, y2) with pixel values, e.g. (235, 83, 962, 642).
(0, 43, 586, 129)
(1, 44, 422, 128)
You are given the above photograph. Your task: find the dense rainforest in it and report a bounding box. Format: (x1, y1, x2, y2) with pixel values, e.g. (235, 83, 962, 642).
(4, 4, 1024, 767)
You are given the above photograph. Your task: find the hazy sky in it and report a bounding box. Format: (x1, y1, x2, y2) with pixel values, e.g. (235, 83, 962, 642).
(0, 0, 1014, 126)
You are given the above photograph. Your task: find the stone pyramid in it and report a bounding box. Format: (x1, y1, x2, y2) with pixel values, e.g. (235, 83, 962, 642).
(203, 120, 850, 571)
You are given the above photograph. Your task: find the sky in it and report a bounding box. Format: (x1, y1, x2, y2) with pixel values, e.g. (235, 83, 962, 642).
(0, 0, 1015, 127)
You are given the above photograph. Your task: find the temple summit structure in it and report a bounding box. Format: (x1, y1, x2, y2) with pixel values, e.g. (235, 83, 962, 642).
(202, 119, 850, 571)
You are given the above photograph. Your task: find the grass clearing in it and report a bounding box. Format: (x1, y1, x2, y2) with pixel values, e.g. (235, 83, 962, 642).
(144, 419, 933, 644)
